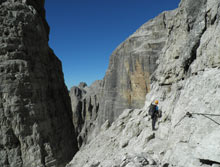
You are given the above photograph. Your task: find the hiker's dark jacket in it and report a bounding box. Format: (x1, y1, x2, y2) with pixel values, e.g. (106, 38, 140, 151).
(151, 105, 159, 118)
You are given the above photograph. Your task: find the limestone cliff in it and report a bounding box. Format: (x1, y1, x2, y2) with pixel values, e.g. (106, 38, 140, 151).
(68, 0, 220, 166)
(70, 81, 102, 147)
(70, 9, 172, 145)
(0, 1, 78, 167)
(98, 11, 171, 125)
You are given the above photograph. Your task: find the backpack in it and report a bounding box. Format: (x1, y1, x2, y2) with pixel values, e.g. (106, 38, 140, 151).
(158, 109, 162, 118)
(148, 104, 156, 116)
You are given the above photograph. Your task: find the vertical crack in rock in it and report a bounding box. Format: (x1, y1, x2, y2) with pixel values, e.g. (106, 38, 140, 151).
(183, 40, 200, 74)
(163, 13, 167, 28)
(184, 13, 207, 74)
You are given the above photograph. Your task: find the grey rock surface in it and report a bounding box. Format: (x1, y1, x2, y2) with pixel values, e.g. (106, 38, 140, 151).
(0, 1, 78, 167)
(67, 69, 220, 167)
(68, 0, 220, 166)
(69, 85, 87, 139)
(98, 11, 171, 126)
(69, 80, 103, 147)
(70, 8, 173, 146)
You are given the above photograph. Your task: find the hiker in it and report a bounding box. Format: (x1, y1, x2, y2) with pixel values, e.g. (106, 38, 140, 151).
(148, 100, 159, 131)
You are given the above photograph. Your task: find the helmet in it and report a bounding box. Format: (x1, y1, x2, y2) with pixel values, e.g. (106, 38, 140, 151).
(155, 100, 159, 104)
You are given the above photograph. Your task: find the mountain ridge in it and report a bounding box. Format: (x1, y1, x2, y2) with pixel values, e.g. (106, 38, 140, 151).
(68, 0, 220, 166)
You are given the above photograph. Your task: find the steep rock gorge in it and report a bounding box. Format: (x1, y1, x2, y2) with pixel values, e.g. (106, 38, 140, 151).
(68, 0, 220, 166)
(0, 1, 78, 167)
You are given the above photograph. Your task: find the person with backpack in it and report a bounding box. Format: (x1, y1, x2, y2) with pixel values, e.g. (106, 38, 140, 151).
(148, 100, 159, 131)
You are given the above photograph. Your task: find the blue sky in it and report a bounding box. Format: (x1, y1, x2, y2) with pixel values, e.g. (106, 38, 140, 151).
(45, 0, 180, 89)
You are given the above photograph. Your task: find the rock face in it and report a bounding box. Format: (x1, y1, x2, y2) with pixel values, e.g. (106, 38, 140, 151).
(98, 11, 171, 125)
(68, 0, 220, 166)
(70, 82, 87, 139)
(70, 9, 172, 145)
(70, 81, 103, 147)
(0, 1, 78, 167)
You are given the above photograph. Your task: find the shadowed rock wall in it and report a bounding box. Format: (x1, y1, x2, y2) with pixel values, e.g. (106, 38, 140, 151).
(0, 1, 78, 167)
(70, 81, 102, 147)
